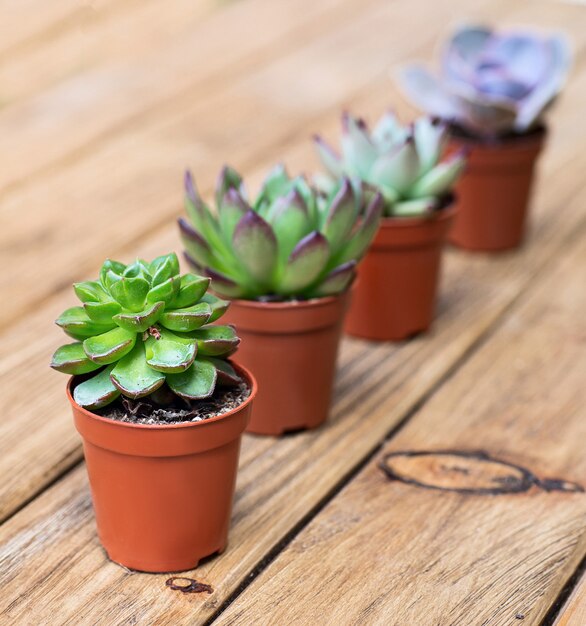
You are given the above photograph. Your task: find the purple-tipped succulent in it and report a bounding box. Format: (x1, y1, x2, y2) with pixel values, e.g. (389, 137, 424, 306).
(314, 112, 466, 217)
(50, 253, 240, 409)
(399, 25, 571, 136)
(179, 165, 383, 300)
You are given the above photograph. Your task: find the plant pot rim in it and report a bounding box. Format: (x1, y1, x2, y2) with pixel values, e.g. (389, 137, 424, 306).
(67, 360, 257, 431)
(449, 123, 547, 148)
(380, 201, 457, 230)
(225, 291, 346, 311)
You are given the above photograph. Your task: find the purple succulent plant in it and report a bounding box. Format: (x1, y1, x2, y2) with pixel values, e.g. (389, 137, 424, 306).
(399, 25, 571, 136)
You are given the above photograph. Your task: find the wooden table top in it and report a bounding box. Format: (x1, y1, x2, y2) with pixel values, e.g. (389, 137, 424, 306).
(1, 0, 585, 624)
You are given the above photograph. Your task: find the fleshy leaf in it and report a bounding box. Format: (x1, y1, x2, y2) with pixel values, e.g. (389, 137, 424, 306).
(50, 343, 103, 375)
(173, 274, 211, 309)
(232, 210, 278, 286)
(311, 261, 356, 297)
(149, 254, 179, 287)
(392, 197, 437, 217)
(73, 366, 120, 410)
(203, 357, 241, 386)
(219, 189, 249, 243)
(215, 165, 243, 209)
(84, 301, 122, 324)
(113, 301, 165, 333)
(167, 360, 217, 400)
(410, 151, 466, 197)
(313, 136, 343, 177)
(201, 293, 230, 322)
(99, 260, 125, 290)
(178, 217, 214, 268)
(73, 281, 109, 303)
(370, 138, 420, 195)
(191, 325, 240, 356)
(160, 302, 212, 332)
(338, 193, 383, 263)
(83, 327, 136, 364)
(341, 113, 377, 178)
(280, 232, 330, 294)
(111, 343, 165, 399)
(109, 277, 150, 313)
(56, 306, 115, 340)
(204, 267, 247, 299)
(323, 179, 357, 252)
(146, 275, 180, 306)
(413, 117, 448, 175)
(145, 332, 196, 373)
(269, 189, 312, 263)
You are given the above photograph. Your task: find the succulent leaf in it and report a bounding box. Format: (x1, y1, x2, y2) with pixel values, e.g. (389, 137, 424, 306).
(159, 302, 212, 332)
(83, 327, 136, 364)
(73, 366, 120, 410)
(215, 165, 244, 210)
(232, 210, 278, 286)
(167, 360, 217, 400)
(191, 325, 240, 356)
(409, 151, 467, 197)
(111, 343, 165, 399)
(202, 357, 241, 386)
(312, 261, 357, 298)
(313, 136, 343, 177)
(50, 343, 103, 375)
(280, 232, 330, 294)
(323, 179, 357, 252)
(338, 192, 384, 263)
(219, 189, 250, 242)
(113, 301, 165, 333)
(52, 254, 241, 409)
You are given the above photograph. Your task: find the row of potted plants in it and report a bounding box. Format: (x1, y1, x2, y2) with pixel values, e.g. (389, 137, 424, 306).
(50, 25, 570, 573)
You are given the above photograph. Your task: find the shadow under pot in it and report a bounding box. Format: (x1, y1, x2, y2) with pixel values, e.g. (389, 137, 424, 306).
(448, 127, 547, 252)
(344, 204, 456, 342)
(68, 362, 256, 574)
(222, 294, 348, 436)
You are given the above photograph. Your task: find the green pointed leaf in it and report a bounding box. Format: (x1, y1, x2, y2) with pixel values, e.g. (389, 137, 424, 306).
(205, 268, 247, 299)
(145, 333, 196, 373)
(413, 117, 447, 175)
(203, 357, 241, 386)
(109, 276, 150, 312)
(167, 359, 217, 400)
(268, 189, 313, 264)
(50, 343, 103, 375)
(219, 189, 249, 242)
(341, 113, 377, 178)
(311, 261, 356, 297)
(56, 306, 116, 340)
(123, 260, 151, 281)
(370, 139, 420, 195)
(200, 293, 230, 322)
(409, 152, 466, 198)
(83, 327, 136, 364)
(338, 193, 383, 263)
(149, 253, 179, 286)
(73, 366, 120, 410)
(179, 218, 214, 268)
(281, 232, 330, 294)
(111, 343, 165, 399)
(146, 275, 180, 306)
(160, 302, 212, 332)
(73, 281, 109, 303)
(99, 260, 125, 289)
(191, 324, 240, 356)
(173, 274, 211, 309)
(215, 165, 243, 209)
(392, 198, 436, 217)
(259, 163, 292, 201)
(323, 179, 357, 252)
(114, 301, 165, 333)
(313, 136, 342, 177)
(232, 210, 278, 285)
(84, 301, 122, 324)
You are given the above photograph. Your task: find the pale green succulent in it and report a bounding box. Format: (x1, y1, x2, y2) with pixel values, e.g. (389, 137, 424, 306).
(51, 253, 240, 410)
(314, 112, 466, 217)
(178, 165, 382, 300)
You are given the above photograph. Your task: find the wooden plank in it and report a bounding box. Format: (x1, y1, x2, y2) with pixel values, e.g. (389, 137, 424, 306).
(1, 127, 585, 623)
(215, 225, 586, 626)
(0, 0, 585, 524)
(0, 0, 217, 105)
(0, 0, 371, 194)
(555, 572, 586, 626)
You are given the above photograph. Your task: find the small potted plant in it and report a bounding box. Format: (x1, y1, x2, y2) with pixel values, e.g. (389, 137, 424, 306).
(399, 25, 571, 251)
(50, 253, 257, 573)
(314, 112, 465, 341)
(178, 165, 382, 435)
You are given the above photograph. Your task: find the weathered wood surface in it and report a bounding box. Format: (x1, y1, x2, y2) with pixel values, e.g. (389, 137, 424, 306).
(555, 571, 586, 626)
(1, 0, 585, 624)
(216, 218, 586, 626)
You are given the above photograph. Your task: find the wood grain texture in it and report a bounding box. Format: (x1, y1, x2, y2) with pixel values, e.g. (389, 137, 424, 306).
(555, 572, 586, 626)
(215, 222, 586, 626)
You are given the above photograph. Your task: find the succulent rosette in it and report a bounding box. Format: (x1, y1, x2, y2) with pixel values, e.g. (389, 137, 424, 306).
(399, 25, 571, 136)
(178, 165, 383, 300)
(51, 253, 240, 409)
(314, 112, 466, 217)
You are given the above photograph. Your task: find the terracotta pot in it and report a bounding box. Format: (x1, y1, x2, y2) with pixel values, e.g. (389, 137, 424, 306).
(345, 205, 456, 342)
(449, 128, 546, 251)
(68, 362, 256, 573)
(222, 294, 348, 436)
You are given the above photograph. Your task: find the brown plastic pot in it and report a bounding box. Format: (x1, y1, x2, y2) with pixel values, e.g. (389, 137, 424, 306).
(449, 128, 546, 251)
(222, 294, 348, 436)
(67, 362, 256, 573)
(344, 204, 456, 342)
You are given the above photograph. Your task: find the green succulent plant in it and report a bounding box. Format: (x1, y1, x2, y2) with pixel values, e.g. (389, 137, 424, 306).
(51, 253, 241, 410)
(178, 165, 383, 300)
(314, 112, 466, 217)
